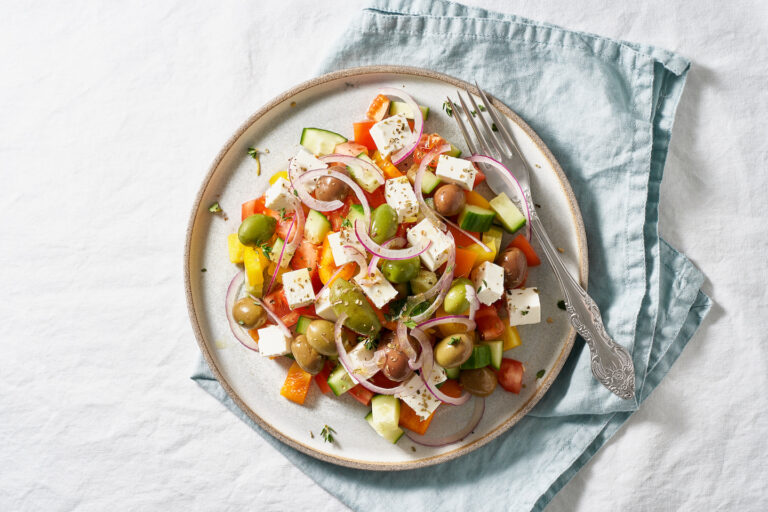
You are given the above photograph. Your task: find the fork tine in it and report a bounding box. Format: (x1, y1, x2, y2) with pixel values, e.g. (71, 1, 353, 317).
(456, 91, 494, 156)
(474, 83, 522, 159)
(465, 90, 506, 156)
(446, 97, 478, 155)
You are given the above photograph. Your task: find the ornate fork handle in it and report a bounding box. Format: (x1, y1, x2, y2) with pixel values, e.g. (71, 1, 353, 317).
(528, 209, 636, 400)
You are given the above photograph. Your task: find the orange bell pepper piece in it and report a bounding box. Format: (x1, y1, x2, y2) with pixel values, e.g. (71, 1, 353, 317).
(280, 362, 313, 405)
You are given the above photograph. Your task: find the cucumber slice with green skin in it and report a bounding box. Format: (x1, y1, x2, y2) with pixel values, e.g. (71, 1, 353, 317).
(327, 364, 356, 396)
(345, 203, 365, 228)
(488, 192, 526, 234)
(367, 395, 404, 444)
(270, 237, 293, 268)
(347, 152, 383, 193)
(388, 101, 429, 120)
(300, 128, 348, 156)
(446, 144, 462, 158)
(458, 204, 496, 232)
(481, 340, 504, 370)
(304, 209, 331, 244)
(420, 170, 442, 194)
(295, 315, 313, 335)
(460, 344, 492, 370)
(444, 366, 460, 379)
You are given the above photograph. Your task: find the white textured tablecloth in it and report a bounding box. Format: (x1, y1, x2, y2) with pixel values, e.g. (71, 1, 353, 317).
(2, 1, 766, 510)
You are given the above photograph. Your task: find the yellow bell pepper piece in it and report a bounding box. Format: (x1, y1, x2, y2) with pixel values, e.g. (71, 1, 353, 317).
(266, 262, 287, 286)
(227, 233, 246, 264)
(502, 324, 522, 351)
(465, 190, 492, 210)
(269, 170, 288, 185)
(484, 227, 504, 254)
(372, 150, 403, 179)
(435, 305, 472, 337)
(243, 247, 269, 297)
(466, 228, 503, 269)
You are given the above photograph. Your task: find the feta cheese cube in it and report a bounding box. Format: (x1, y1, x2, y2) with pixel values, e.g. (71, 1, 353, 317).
(406, 218, 452, 271)
(395, 366, 447, 419)
(347, 342, 379, 380)
(369, 113, 413, 158)
(288, 147, 327, 191)
(327, 229, 365, 266)
(385, 176, 419, 222)
(256, 324, 291, 357)
(282, 268, 315, 309)
(354, 267, 398, 308)
(471, 261, 505, 305)
(506, 287, 541, 326)
(314, 287, 338, 322)
(435, 155, 478, 191)
(264, 177, 295, 211)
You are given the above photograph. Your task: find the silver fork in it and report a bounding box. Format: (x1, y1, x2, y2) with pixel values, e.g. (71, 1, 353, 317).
(448, 86, 636, 400)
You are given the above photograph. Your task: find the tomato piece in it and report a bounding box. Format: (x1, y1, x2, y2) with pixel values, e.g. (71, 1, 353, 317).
(363, 186, 387, 209)
(475, 304, 505, 340)
(291, 240, 320, 272)
(446, 223, 480, 248)
(280, 362, 313, 405)
(334, 141, 369, 157)
(263, 288, 291, 319)
(394, 221, 415, 240)
(473, 169, 486, 188)
(314, 360, 334, 394)
(241, 197, 266, 220)
(353, 121, 377, 151)
(281, 310, 301, 327)
(509, 234, 541, 267)
(273, 211, 299, 242)
(497, 358, 525, 394)
(366, 94, 391, 122)
(412, 133, 448, 165)
(327, 198, 352, 231)
(399, 402, 434, 435)
(437, 378, 463, 398)
(348, 384, 375, 406)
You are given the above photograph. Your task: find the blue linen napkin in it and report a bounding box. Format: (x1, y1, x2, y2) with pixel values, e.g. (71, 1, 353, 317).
(192, 1, 711, 509)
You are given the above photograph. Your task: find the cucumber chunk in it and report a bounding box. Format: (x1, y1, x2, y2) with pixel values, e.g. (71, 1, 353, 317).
(481, 340, 504, 370)
(388, 101, 429, 120)
(347, 152, 383, 193)
(300, 128, 347, 156)
(460, 344, 492, 370)
(421, 170, 442, 194)
(327, 364, 356, 396)
(458, 204, 496, 232)
(345, 204, 365, 227)
(446, 143, 462, 158)
(304, 209, 331, 244)
(444, 366, 460, 379)
(488, 192, 526, 234)
(366, 395, 404, 444)
(295, 315, 313, 335)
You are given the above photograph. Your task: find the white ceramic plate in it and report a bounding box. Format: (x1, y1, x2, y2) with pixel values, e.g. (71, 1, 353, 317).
(185, 66, 587, 470)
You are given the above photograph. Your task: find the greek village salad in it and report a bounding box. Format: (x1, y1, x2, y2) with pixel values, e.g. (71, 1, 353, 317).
(223, 88, 542, 446)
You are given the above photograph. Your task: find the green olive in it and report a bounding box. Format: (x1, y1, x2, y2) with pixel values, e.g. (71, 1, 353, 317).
(291, 334, 326, 375)
(433, 333, 473, 368)
(232, 297, 266, 329)
(381, 257, 420, 284)
(305, 319, 337, 356)
(409, 269, 437, 294)
(329, 278, 382, 337)
(393, 282, 410, 300)
(443, 278, 473, 315)
(238, 214, 277, 246)
(370, 204, 398, 244)
(460, 367, 498, 397)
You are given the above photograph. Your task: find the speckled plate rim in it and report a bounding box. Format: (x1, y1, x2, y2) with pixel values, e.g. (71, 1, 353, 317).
(185, 65, 588, 471)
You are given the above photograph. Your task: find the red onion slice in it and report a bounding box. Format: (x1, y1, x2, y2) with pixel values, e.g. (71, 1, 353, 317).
(334, 314, 408, 395)
(416, 315, 477, 332)
(379, 87, 424, 165)
(414, 143, 452, 230)
(465, 284, 479, 321)
(404, 232, 457, 323)
(404, 396, 485, 447)
(265, 216, 295, 297)
(319, 154, 384, 185)
(368, 237, 405, 274)
(285, 198, 305, 255)
(290, 167, 343, 212)
(396, 321, 420, 370)
(354, 220, 430, 260)
(251, 296, 293, 340)
(467, 154, 533, 240)
(225, 272, 259, 352)
(342, 244, 368, 274)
